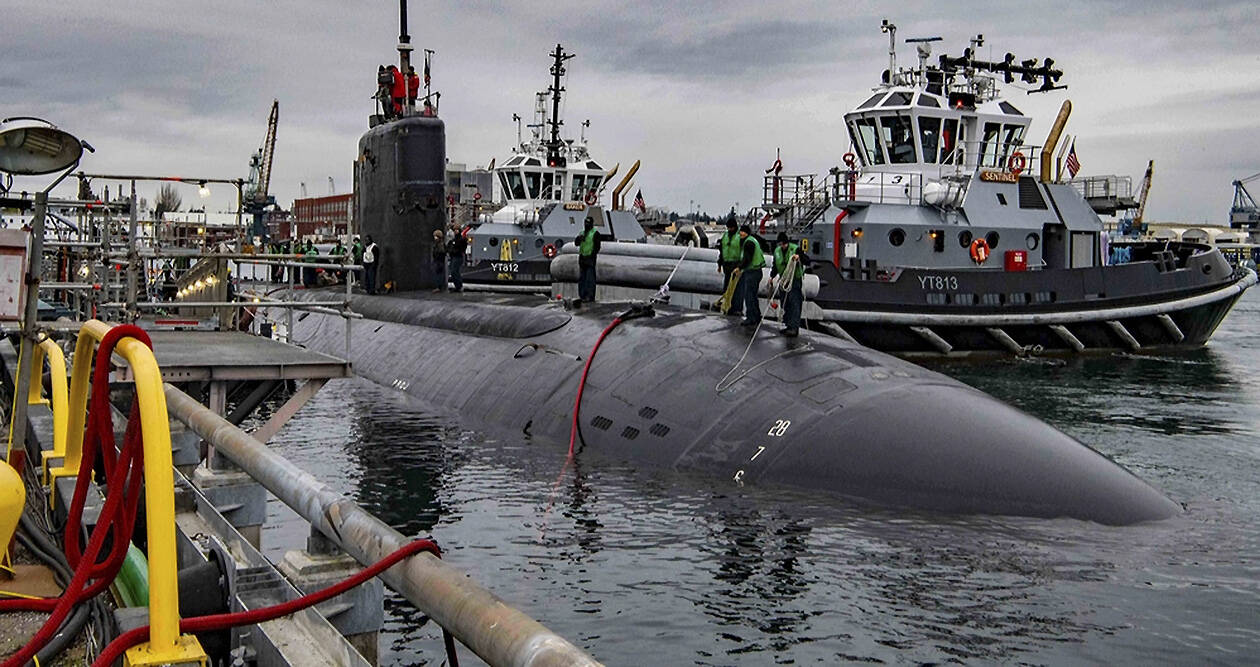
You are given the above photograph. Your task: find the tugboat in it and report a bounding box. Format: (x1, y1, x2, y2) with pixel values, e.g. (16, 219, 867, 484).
(752, 22, 1257, 357)
(460, 44, 646, 288)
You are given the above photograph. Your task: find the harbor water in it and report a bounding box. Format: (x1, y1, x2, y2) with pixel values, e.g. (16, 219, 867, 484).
(258, 289, 1260, 665)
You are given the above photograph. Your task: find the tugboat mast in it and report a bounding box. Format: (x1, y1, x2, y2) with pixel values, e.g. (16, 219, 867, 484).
(546, 43, 575, 168)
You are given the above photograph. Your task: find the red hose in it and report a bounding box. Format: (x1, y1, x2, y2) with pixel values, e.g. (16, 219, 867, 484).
(91, 539, 443, 667)
(1, 325, 152, 667)
(568, 316, 624, 457)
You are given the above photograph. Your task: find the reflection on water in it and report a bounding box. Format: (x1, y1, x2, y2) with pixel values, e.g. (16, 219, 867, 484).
(258, 291, 1260, 664)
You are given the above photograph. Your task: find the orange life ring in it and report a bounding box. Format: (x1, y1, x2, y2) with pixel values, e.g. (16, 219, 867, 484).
(542, 243, 558, 259)
(1008, 151, 1026, 176)
(585, 190, 598, 205)
(970, 238, 991, 264)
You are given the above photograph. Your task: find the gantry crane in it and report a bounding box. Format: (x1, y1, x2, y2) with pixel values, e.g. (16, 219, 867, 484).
(1231, 171, 1260, 229)
(244, 99, 279, 240)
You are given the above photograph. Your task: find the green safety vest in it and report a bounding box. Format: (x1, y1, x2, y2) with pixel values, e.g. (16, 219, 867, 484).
(579, 228, 597, 256)
(774, 243, 804, 280)
(744, 237, 765, 270)
(719, 231, 742, 263)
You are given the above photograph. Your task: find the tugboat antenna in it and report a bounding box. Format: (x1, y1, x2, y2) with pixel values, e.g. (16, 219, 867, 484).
(546, 44, 576, 168)
(880, 20, 897, 84)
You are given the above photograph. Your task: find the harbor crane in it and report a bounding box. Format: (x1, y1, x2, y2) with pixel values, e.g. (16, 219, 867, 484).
(1231, 171, 1260, 229)
(244, 99, 279, 240)
(1134, 160, 1154, 225)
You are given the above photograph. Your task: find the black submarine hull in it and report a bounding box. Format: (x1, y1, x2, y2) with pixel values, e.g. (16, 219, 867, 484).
(282, 291, 1180, 525)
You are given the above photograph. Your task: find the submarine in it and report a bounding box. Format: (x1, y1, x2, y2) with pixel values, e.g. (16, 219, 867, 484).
(279, 4, 1180, 526)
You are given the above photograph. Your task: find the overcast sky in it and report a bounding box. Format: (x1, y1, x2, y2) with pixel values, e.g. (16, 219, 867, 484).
(3, 1, 1258, 223)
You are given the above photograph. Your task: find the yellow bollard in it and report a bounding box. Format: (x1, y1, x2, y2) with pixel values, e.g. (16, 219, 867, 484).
(0, 460, 23, 575)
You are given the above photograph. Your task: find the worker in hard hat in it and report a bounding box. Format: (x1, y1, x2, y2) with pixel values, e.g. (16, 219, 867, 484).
(575, 217, 604, 304)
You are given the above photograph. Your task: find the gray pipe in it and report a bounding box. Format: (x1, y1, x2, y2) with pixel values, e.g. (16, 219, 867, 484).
(551, 253, 820, 298)
(162, 385, 600, 667)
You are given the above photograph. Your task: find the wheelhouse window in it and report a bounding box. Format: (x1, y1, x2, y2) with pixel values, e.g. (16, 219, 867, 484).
(879, 116, 917, 164)
(882, 92, 912, 107)
(980, 122, 1002, 168)
(918, 117, 942, 164)
(916, 94, 941, 108)
(941, 118, 960, 164)
(524, 170, 541, 199)
(570, 174, 586, 200)
(853, 118, 884, 165)
(540, 171, 555, 200)
(857, 92, 885, 109)
(502, 171, 526, 199)
(1002, 124, 1025, 155)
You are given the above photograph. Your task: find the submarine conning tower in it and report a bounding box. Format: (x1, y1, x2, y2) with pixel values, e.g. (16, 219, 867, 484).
(354, 0, 445, 292)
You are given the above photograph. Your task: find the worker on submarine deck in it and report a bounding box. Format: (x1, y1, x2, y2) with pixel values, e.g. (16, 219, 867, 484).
(717, 219, 743, 317)
(737, 224, 766, 326)
(771, 231, 809, 337)
(575, 216, 609, 304)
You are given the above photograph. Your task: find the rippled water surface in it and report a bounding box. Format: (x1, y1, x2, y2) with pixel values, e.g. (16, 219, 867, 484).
(259, 290, 1260, 665)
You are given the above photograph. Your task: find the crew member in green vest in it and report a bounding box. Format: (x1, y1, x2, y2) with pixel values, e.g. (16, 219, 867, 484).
(716, 219, 744, 316)
(771, 232, 810, 337)
(737, 224, 766, 326)
(302, 239, 319, 287)
(574, 216, 604, 303)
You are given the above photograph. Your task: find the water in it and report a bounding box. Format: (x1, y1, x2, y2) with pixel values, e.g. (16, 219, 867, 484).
(259, 290, 1260, 665)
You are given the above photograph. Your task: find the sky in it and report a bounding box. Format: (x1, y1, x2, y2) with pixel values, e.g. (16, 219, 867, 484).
(3, 0, 1258, 224)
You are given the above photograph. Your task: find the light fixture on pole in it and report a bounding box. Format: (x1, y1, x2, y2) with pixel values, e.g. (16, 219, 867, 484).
(0, 116, 90, 488)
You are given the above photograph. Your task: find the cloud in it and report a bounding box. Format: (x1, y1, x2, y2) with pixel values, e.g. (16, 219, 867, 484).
(2, 0, 1257, 223)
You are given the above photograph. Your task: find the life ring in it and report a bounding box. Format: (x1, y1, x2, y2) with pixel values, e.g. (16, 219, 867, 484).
(584, 190, 598, 205)
(1007, 151, 1026, 176)
(843, 152, 857, 168)
(970, 238, 991, 264)
(542, 243, 558, 259)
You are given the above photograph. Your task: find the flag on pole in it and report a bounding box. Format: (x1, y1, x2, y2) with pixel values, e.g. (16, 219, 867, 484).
(1065, 140, 1081, 178)
(423, 52, 431, 86)
(633, 189, 646, 212)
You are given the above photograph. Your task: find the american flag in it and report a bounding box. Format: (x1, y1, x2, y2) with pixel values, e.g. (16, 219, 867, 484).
(633, 189, 645, 212)
(423, 53, 431, 86)
(1065, 141, 1081, 178)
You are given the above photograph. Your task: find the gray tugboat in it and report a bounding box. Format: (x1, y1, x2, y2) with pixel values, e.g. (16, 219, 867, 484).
(459, 44, 646, 288)
(575, 23, 1256, 358)
(288, 10, 1184, 526)
(752, 22, 1256, 357)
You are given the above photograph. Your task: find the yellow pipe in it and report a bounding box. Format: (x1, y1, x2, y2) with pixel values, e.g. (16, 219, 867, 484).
(51, 320, 197, 660)
(611, 159, 641, 210)
(32, 339, 69, 483)
(1040, 100, 1072, 183)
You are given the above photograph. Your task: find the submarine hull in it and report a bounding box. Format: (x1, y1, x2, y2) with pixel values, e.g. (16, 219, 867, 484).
(282, 291, 1180, 525)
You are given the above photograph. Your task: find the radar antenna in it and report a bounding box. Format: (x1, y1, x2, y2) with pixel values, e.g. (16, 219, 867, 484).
(545, 44, 576, 169)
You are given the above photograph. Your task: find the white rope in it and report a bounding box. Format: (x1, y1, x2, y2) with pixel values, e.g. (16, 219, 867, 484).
(715, 254, 801, 392)
(651, 244, 690, 303)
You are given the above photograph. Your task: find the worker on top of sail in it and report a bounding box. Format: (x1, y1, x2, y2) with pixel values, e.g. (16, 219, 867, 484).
(737, 224, 765, 326)
(575, 216, 604, 304)
(406, 66, 420, 107)
(771, 232, 809, 337)
(389, 65, 406, 117)
(377, 65, 394, 119)
(717, 219, 743, 315)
